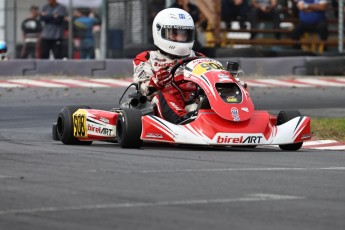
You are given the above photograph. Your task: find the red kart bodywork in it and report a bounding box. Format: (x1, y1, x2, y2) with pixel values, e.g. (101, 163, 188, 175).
(71, 58, 311, 148)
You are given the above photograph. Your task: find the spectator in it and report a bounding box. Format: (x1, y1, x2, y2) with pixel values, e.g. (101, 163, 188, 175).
(20, 5, 42, 59)
(40, 0, 67, 59)
(249, 0, 282, 39)
(73, 8, 99, 59)
(0, 40, 8, 61)
(170, 0, 203, 51)
(289, 0, 300, 18)
(221, 0, 250, 29)
(292, 0, 328, 49)
(148, 0, 166, 43)
(331, 0, 345, 18)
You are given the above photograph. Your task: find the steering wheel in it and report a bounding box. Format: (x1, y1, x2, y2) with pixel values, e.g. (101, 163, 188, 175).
(169, 56, 203, 104)
(169, 56, 202, 79)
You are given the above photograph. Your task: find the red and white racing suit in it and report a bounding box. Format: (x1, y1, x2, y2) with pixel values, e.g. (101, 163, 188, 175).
(133, 50, 203, 124)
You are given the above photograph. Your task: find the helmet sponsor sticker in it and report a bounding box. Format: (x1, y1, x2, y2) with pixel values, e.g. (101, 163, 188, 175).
(163, 25, 194, 30)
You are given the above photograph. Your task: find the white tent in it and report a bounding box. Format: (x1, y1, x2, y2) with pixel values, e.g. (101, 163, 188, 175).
(57, 0, 103, 8)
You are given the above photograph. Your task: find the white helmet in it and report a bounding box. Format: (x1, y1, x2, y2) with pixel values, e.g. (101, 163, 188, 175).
(152, 8, 195, 57)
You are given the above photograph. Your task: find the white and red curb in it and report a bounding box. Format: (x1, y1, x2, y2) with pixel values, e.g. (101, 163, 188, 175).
(302, 140, 345, 150)
(1, 77, 345, 88)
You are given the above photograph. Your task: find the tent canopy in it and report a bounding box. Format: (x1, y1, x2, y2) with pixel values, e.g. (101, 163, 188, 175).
(57, 0, 102, 8)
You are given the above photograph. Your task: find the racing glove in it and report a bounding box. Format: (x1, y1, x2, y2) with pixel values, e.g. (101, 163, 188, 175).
(148, 68, 172, 90)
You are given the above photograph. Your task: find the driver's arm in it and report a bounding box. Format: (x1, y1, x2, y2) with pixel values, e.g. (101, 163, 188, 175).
(133, 51, 172, 97)
(133, 51, 155, 96)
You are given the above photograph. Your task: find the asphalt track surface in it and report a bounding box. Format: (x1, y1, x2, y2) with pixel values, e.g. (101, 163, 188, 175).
(1, 86, 345, 230)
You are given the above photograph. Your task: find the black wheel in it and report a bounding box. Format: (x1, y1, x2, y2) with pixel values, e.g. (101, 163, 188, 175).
(276, 110, 303, 151)
(116, 109, 143, 148)
(56, 105, 93, 145)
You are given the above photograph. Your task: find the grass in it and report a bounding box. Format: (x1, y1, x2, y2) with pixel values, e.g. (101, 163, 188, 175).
(311, 118, 345, 142)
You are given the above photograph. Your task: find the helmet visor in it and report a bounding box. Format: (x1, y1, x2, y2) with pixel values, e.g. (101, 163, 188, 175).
(161, 26, 194, 43)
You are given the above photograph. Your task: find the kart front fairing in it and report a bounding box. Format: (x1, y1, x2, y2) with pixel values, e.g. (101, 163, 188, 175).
(140, 58, 311, 146)
(141, 110, 311, 146)
(183, 58, 254, 121)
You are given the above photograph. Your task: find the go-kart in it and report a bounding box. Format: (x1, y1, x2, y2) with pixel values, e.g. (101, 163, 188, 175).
(52, 57, 311, 151)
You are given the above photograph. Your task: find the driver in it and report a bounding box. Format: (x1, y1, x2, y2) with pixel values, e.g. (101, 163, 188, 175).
(133, 8, 204, 124)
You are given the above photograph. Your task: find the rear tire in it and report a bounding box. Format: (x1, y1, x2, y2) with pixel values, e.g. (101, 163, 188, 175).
(56, 105, 93, 145)
(276, 110, 303, 151)
(116, 109, 143, 148)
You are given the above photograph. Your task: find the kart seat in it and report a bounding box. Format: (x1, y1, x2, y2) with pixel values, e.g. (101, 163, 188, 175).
(196, 97, 210, 110)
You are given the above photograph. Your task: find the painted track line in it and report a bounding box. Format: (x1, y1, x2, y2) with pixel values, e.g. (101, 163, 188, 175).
(88, 167, 345, 175)
(0, 193, 303, 215)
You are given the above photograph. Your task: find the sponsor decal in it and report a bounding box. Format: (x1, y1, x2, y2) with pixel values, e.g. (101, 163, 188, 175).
(191, 58, 219, 64)
(154, 62, 173, 68)
(74, 113, 87, 138)
(218, 74, 229, 80)
(217, 135, 263, 144)
(179, 14, 185, 19)
(100, 117, 109, 124)
(169, 102, 183, 111)
(88, 124, 113, 136)
(301, 134, 311, 140)
(136, 63, 144, 72)
(145, 133, 164, 139)
(231, 107, 240, 121)
(137, 70, 147, 80)
(226, 96, 237, 103)
(154, 58, 167, 62)
(241, 107, 249, 112)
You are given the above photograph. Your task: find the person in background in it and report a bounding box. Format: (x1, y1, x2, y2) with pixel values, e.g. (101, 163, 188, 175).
(292, 0, 328, 49)
(73, 8, 99, 59)
(20, 5, 42, 59)
(0, 41, 8, 61)
(331, 0, 345, 18)
(249, 0, 282, 39)
(147, 0, 166, 43)
(40, 0, 67, 59)
(170, 0, 203, 51)
(133, 8, 205, 124)
(221, 0, 251, 29)
(289, 0, 300, 18)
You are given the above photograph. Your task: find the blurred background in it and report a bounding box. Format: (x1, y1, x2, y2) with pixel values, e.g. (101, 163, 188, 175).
(0, 0, 343, 60)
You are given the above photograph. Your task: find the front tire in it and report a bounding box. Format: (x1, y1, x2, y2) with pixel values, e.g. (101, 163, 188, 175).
(116, 109, 143, 148)
(56, 105, 93, 145)
(276, 110, 303, 151)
